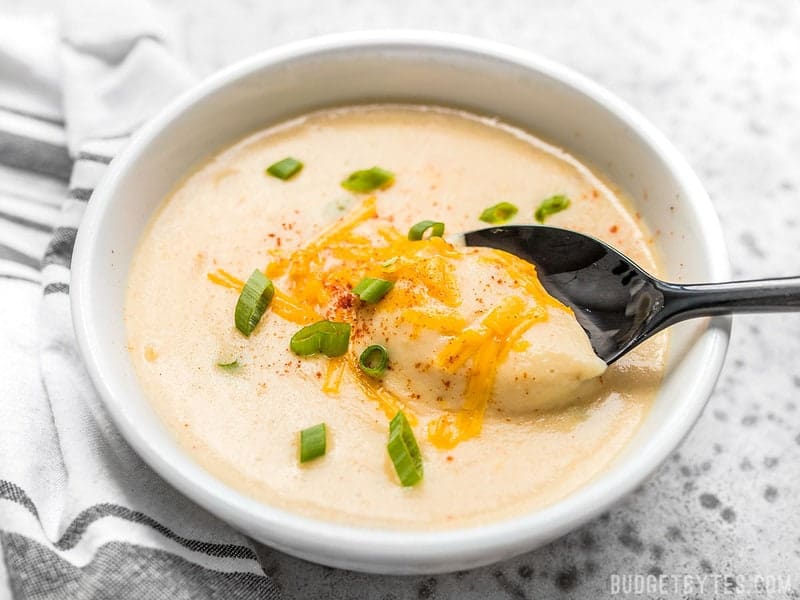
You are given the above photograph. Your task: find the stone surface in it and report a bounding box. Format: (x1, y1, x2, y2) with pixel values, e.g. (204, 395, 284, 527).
(168, 1, 800, 597)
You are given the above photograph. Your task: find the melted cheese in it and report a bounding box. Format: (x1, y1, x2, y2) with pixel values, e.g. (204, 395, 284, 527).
(208, 196, 599, 447)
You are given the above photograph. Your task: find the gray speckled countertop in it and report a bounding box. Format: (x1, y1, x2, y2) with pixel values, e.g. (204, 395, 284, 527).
(121, 0, 800, 596)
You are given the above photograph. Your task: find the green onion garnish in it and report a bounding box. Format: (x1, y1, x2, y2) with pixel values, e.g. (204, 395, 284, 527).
(479, 201, 518, 224)
(216, 360, 240, 370)
(266, 157, 303, 180)
(290, 320, 351, 357)
(299, 423, 326, 463)
(235, 269, 275, 337)
(381, 256, 398, 269)
(359, 345, 389, 378)
(352, 277, 394, 304)
(387, 411, 423, 486)
(534, 194, 571, 223)
(341, 166, 394, 193)
(408, 220, 445, 241)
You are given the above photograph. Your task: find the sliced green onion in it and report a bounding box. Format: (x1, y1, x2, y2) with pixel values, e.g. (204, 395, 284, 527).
(534, 194, 571, 223)
(341, 166, 394, 192)
(381, 256, 399, 269)
(352, 277, 394, 304)
(334, 196, 354, 212)
(235, 269, 275, 337)
(266, 157, 303, 180)
(479, 201, 518, 224)
(216, 359, 240, 370)
(359, 345, 389, 378)
(290, 320, 351, 357)
(408, 220, 445, 241)
(387, 411, 423, 486)
(299, 423, 326, 463)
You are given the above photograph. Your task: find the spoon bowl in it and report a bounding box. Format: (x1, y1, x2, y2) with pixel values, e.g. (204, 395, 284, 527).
(461, 225, 800, 363)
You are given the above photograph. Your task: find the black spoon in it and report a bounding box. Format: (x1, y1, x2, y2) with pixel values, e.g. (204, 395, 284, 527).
(458, 226, 800, 364)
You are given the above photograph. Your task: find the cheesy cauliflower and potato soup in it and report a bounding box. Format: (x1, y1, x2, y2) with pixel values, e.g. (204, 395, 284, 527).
(125, 106, 666, 528)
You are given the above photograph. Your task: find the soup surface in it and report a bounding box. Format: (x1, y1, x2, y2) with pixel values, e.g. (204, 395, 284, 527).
(125, 105, 666, 529)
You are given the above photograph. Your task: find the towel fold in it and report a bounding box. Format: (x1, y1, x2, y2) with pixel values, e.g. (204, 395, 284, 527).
(0, 3, 281, 598)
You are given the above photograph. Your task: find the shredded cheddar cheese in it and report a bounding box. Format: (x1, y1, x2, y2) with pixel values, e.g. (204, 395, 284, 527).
(271, 290, 321, 325)
(347, 354, 418, 425)
(207, 197, 569, 448)
(428, 296, 548, 448)
(400, 309, 467, 336)
(322, 357, 346, 394)
(207, 269, 244, 291)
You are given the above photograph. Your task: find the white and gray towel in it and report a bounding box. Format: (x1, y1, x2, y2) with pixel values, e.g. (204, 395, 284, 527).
(0, 2, 281, 598)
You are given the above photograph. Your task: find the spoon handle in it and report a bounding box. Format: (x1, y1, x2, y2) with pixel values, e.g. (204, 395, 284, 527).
(654, 276, 800, 328)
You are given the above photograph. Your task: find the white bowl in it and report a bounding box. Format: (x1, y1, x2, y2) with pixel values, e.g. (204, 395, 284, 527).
(71, 31, 731, 574)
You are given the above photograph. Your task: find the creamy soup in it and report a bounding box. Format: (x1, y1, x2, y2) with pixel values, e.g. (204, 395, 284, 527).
(125, 105, 666, 529)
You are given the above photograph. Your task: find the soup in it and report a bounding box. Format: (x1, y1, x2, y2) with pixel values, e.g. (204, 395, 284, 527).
(125, 105, 666, 529)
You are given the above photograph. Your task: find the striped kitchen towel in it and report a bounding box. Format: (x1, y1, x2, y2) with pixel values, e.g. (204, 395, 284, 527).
(0, 3, 281, 598)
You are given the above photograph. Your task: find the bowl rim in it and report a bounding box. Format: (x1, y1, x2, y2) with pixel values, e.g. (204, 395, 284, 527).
(71, 30, 731, 570)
